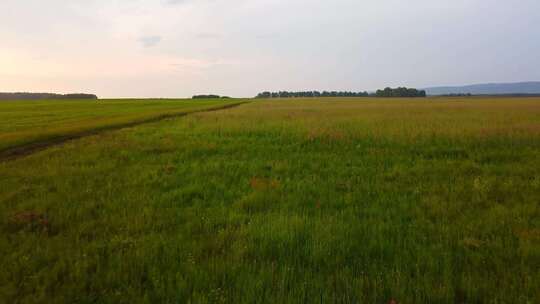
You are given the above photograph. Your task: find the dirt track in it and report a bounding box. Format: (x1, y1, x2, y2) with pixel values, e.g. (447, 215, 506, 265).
(0, 101, 248, 162)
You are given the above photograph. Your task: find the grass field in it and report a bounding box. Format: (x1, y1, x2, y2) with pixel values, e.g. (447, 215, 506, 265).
(1, 97, 539, 303)
(0, 99, 243, 154)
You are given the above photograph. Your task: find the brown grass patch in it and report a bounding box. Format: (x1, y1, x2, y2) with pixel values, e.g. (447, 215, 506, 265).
(6, 211, 50, 233)
(461, 237, 484, 249)
(250, 177, 281, 191)
(515, 228, 540, 241)
(306, 128, 347, 143)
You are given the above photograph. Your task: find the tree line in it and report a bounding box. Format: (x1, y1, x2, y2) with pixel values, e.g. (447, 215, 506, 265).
(256, 91, 369, 98)
(256, 87, 426, 99)
(192, 95, 231, 99)
(0, 92, 98, 100)
(374, 87, 426, 98)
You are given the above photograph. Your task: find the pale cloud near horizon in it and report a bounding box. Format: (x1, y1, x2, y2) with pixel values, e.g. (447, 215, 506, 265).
(1, 0, 539, 98)
(139, 35, 163, 47)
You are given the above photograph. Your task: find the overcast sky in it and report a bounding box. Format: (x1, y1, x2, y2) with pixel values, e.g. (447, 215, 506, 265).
(1, 0, 539, 98)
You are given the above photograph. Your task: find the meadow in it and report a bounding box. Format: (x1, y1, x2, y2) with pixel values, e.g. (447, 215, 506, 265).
(0, 97, 539, 303)
(0, 99, 243, 156)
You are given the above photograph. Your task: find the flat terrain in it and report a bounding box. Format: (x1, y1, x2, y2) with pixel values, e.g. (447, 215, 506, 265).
(0, 99, 243, 155)
(1, 97, 539, 303)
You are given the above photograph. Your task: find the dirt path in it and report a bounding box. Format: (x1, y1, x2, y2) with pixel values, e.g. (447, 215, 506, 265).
(0, 101, 249, 162)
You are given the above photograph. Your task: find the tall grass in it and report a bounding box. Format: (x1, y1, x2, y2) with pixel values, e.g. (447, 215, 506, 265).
(0, 98, 539, 303)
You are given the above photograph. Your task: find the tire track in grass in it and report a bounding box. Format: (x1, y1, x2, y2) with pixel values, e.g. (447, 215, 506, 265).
(0, 101, 250, 162)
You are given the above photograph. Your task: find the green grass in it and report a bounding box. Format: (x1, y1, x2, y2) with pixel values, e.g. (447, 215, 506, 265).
(0, 98, 243, 152)
(1, 97, 539, 303)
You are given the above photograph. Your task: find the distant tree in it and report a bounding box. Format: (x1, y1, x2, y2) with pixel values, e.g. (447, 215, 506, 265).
(63, 94, 98, 99)
(192, 94, 222, 99)
(0, 92, 98, 100)
(254, 90, 371, 99)
(256, 92, 271, 98)
(374, 87, 425, 98)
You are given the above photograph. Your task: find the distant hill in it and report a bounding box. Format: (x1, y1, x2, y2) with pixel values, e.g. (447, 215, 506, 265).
(0, 92, 98, 100)
(424, 82, 540, 96)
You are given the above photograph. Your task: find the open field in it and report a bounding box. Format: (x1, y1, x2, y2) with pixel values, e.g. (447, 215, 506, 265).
(0, 99, 244, 156)
(1, 97, 539, 303)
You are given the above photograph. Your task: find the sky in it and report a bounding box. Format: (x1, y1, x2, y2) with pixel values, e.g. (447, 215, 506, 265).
(1, 0, 540, 98)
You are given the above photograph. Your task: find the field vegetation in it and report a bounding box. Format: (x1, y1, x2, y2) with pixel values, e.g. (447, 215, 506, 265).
(0, 99, 244, 156)
(0, 93, 98, 101)
(1, 97, 539, 303)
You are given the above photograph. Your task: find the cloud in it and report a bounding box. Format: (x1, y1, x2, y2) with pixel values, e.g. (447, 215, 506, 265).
(138, 35, 162, 48)
(163, 0, 188, 5)
(195, 32, 222, 39)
